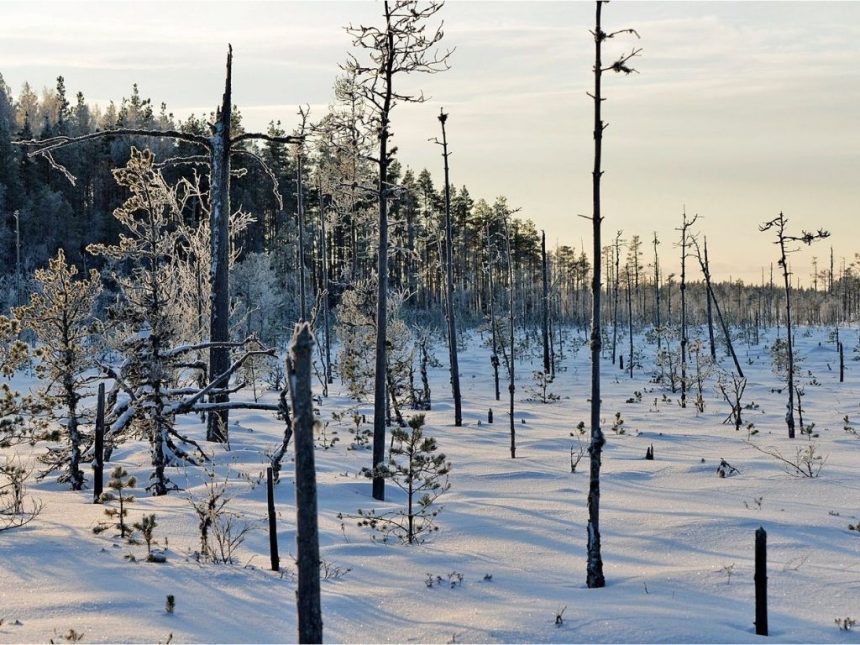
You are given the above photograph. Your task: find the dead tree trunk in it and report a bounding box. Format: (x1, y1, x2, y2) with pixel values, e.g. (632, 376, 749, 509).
(611, 231, 622, 365)
(487, 222, 501, 401)
(676, 210, 698, 410)
(759, 212, 829, 439)
(587, 1, 639, 589)
(653, 232, 661, 350)
(693, 237, 744, 378)
(206, 48, 234, 442)
(626, 264, 634, 378)
(287, 324, 323, 644)
(541, 230, 551, 375)
(438, 109, 462, 427)
(703, 238, 716, 360)
(504, 215, 516, 459)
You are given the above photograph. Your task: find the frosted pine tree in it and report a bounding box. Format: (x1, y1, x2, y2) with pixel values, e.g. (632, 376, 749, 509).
(88, 149, 280, 495)
(87, 149, 209, 495)
(14, 249, 102, 490)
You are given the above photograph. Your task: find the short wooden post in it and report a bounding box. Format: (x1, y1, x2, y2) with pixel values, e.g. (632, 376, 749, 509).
(288, 323, 323, 644)
(755, 526, 768, 636)
(267, 466, 279, 572)
(93, 383, 105, 503)
(839, 342, 844, 383)
(488, 408, 493, 424)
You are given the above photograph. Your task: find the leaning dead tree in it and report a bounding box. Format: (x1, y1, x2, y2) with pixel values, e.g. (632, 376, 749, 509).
(759, 212, 829, 439)
(692, 236, 744, 379)
(344, 0, 451, 501)
(14, 46, 302, 444)
(584, 0, 640, 589)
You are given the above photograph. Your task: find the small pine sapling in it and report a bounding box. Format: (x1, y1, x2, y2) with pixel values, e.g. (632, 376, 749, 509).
(354, 414, 451, 544)
(94, 466, 136, 538)
(133, 513, 162, 561)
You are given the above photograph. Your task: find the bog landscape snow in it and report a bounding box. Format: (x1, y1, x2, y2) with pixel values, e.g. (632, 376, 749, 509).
(2, 326, 859, 643)
(0, 1, 858, 643)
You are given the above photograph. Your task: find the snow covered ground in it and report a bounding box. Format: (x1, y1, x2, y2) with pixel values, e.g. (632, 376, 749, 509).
(1, 325, 859, 643)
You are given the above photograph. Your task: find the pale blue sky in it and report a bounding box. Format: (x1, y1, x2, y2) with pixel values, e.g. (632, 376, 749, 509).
(2, 1, 859, 283)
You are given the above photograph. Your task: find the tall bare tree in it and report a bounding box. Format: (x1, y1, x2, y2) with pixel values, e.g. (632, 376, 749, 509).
(585, 0, 640, 590)
(435, 108, 462, 426)
(759, 212, 829, 438)
(676, 209, 698, 410)
(344, 0, 451, 501)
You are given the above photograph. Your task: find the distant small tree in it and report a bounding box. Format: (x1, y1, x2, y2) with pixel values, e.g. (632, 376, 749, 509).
(15, 249, 102, 490)
(759, 212, 829, 438)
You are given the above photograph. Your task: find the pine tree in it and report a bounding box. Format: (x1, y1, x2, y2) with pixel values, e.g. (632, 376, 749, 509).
(94, 466, 136, 538)
(14, 249, 102, 490)
(356, 414, 450, 544)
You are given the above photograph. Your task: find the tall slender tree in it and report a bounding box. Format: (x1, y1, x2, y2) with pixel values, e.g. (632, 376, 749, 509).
(435, 108, 462, 427)
(759, 212, 829, 438)
(344, 0, 451, 501)
(585, 0, 640, 590)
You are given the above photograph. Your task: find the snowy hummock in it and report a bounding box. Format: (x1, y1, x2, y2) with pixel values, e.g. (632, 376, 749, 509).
(1, 326, 858, 643)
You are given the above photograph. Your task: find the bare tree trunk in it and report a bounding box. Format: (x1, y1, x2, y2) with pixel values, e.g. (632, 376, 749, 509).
(368, 8, 399, 502)
(703, 238, 716, 360)
(487, 222, 501, 401)
(694, 238, 744, 378)
(297, 144, 307, 322)
(438, 109, 462, 427)
(504, 216, 516, 459)
(677, 210, 697, 410)
(626, 264, 634, 378)
(206, 47, 234, 443)
(611, 231, 622, 365)
(585, 1, 639, 589)
(542, 230, 551, 375)
(587, 0, 607, 589)
(319, 194, 333, 391)
(287, 324, 323, 644)
(778, 233, 796, 439)
(653, 232, 661, 350)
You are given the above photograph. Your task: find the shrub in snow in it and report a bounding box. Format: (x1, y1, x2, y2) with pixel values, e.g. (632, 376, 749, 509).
(0, 456, 41, 532)
(188, 473, 252, 564)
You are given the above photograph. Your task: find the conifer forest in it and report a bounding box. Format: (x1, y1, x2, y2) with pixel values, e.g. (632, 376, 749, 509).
(0, 1, 859, 643)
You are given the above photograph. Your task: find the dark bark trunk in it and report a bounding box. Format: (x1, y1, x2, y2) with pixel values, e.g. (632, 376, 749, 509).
(288, 324, 323, 644)
(372, 8, 396, 501)
(439, 109, 462, 426)
(207, 46, 233, 442)
(587, 0, 607, 589)
(541, 230, 551, 374)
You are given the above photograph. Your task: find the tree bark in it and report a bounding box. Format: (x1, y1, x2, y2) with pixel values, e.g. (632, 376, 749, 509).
(288, 324, 323, 644)
(439, 109, 462, 427)
(587, 0, 607, 589)
(206, 46, 234, 442)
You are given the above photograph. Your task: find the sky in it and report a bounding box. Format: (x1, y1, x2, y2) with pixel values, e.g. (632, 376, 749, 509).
(1, 1, 859, 284)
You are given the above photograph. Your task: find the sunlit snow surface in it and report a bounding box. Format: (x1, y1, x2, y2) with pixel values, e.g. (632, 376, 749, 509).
(1, 326, 858, 643)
